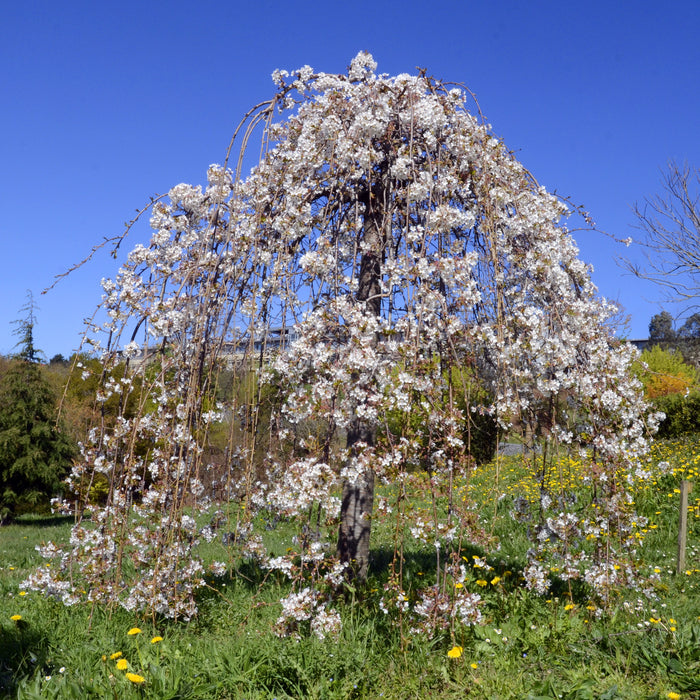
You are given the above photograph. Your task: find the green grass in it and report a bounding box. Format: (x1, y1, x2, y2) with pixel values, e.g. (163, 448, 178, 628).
(1, 441, 699, 699)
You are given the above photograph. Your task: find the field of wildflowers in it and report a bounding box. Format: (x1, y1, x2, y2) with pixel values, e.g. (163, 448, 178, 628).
(1, 439, 698, 699)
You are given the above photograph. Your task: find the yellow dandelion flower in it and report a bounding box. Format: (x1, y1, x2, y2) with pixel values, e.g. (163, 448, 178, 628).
(110, 652, 123, 660)
(564, 603, 575, 611)
(116, 658, 128, 671)
(475, 579, 487, 587)
(127, 627, 142, 636)
(10, 614, 22, 621)
(19, 591, 27, 596)
(666, 692, 681, 700)
(447, 645, 463, 659)
(470, 662, 478, 669)
(490, 576, 501, 585)
(150, 636, 163, 644)
(126, 672, 145, 684)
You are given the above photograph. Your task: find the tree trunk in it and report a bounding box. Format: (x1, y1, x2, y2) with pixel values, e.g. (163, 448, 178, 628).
(337, 180, 386, 580)
(337, 422, 376, 580)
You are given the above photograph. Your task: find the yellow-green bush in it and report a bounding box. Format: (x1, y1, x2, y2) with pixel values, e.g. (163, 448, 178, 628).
(634, 345, 697, 399)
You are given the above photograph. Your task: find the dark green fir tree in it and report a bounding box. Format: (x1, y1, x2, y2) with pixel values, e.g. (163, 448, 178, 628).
(0, 293, 75, 522)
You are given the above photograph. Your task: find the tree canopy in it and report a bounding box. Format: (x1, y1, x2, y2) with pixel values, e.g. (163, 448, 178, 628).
(26, 54, 658, 632)
(649, 310, 676, 344)
(0, 300, 75, 521)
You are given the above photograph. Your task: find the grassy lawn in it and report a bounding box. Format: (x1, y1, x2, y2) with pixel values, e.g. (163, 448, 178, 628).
(1, 441, 699, 699)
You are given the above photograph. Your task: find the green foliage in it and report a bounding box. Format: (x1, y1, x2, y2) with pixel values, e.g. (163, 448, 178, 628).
(10, 293, 44, 365)
(677, 312, 700, 340)
(380, 360, 499, 469)
(647, 310, 700, 369)
(450, 364, 499, 466)
(0, 303, 76, 521)
(635, 345, 697, 399)
(649, 310, 677, 344)
(633, 345, 700, 437)
(0, 359, 76, 520)
(653, 391, 700, 438)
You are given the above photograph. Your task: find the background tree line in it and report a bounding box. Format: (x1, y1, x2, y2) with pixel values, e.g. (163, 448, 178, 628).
(637, 309, 700, 438)
(0, 297, 75, 521)
(4, 299, 700, 523)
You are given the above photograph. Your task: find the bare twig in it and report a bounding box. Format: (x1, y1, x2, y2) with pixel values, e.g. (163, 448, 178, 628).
(619, 161, 700, 304)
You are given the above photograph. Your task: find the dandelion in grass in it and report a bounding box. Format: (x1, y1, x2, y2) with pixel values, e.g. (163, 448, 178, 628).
(127, 627, 141, 636)
(447, 645, 463, 658)
(116, 658, 128, 671)
(110, 652, 122, 660)
(667, 692, 681, 700)
(490, 576, 501, 585)
(150, 636, 163, 644)
(470, 663, 478, 669)
(475, 579, 487, 587)
(126, 672, 145, 684)
(10, 615, 22, 621)
(564, 603, 575, 611)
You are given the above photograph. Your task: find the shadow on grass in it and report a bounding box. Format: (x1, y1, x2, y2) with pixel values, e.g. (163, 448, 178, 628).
(7, 514, 74, 529)
(0, 623, 48, 699)
(369, 542, 488, 579)
(194, 539, 597, 622)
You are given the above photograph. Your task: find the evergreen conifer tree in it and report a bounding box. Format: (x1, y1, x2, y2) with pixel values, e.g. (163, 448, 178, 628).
(0, 295, 75, 521)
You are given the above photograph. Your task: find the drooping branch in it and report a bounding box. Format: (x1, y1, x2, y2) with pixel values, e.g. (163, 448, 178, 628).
(26, 52, 658, 629)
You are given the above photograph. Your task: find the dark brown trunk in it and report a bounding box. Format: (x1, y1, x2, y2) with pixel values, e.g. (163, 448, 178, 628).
(337, 179, 386, 580)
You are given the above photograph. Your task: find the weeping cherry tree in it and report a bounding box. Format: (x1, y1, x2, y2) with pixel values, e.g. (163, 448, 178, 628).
(27, 53, 659, 636)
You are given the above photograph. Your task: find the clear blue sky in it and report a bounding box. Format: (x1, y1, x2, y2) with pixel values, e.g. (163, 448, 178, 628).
(2, 0, 699, 358)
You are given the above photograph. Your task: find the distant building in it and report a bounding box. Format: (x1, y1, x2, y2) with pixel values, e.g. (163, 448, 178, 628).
(628, 339, 651, 352)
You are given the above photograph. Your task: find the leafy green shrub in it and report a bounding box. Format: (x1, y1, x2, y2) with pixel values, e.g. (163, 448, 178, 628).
(635, 345, 697, 399)
(451, 364, 499, 465)
(631, 346, 700, 438)
(653, 390, 700, 438)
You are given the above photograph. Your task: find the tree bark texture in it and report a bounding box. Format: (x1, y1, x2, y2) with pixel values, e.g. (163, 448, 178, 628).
(336, 179, 387, 580)
(337, 422, 376, 580)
